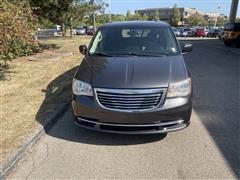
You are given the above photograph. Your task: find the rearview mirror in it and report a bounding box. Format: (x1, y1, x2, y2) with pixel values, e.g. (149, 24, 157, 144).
(79, 45, 87, 55)
(182, 43, 193, 54)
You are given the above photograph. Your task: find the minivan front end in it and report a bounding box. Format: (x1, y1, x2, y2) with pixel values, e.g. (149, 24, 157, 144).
(72, 21, 192, 134)
(72, 85, 192, 134)
(72, 70, 192, 134)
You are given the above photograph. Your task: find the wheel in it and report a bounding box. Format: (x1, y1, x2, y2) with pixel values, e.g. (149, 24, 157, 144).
(235, 36, 240, 48)
(224, 40, 233, 47)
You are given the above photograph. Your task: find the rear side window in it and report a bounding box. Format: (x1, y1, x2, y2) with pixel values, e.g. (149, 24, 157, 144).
(122, 29, 151, 38)
(224, 23, 240, 31)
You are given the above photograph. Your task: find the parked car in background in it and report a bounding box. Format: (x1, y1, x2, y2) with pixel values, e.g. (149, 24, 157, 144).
(173, 28, 181, 37)
(72, 21, 193, 134)
(204, 28, 209, 36)
(207, 29, 219, 38)
(223, 23, 240, 47)
(76, 26, 86, 35)
(181, 28, 194, 37)
(218, 28, 225, 39)
(86, 27, 95, 36)
(195, 29, 207, 37)
(53, 25, 61, 32)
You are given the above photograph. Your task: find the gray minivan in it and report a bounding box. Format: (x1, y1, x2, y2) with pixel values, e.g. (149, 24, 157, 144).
(72, 21, 193, 134)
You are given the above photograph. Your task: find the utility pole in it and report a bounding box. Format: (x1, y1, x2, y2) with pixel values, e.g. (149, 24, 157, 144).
(229, 0, 239, 23)
(108, 0, 111, 22)
(109, 11, 112, 22)
(91, 0, 96, 31)
(214, 2, 220, 27)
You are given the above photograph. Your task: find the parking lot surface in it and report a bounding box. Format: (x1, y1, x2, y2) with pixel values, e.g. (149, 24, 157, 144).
(9, 40, 240, 179)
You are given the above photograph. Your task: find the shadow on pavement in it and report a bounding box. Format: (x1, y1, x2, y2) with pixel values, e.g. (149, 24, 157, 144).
(182, 39, 240, 178)
(35, 66, 78, 127)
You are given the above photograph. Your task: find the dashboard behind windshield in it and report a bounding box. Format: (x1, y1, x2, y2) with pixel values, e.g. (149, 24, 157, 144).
(89, 26, 180, 56)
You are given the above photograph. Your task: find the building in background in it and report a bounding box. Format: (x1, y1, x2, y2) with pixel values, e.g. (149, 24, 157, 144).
(203, 13, 226, 21)
(136, 7, 226, 25)
(136, 7, 203, 25)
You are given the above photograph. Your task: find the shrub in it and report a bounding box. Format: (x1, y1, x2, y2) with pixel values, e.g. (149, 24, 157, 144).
(0, 1, 38, 64)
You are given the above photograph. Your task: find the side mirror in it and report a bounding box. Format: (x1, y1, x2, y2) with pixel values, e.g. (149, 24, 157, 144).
(182, 43, 193, 54)
(79, 45, 87, 55)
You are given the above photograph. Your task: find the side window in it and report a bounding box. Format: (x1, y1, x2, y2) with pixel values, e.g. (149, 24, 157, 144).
(236, 23, 240, 31)
(89, 31, 102, 53)
(142, 29, 151, 37)
(122, 29, 130, 38)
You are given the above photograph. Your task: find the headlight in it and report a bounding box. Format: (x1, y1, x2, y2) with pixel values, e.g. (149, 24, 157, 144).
(72, 79, 93, 96)
(167, 78, 191, 98)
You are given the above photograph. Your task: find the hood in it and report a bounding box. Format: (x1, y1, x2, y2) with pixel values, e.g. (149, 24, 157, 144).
(75, 55, 187, 89)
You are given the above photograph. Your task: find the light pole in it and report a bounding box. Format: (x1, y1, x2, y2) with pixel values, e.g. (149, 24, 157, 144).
(109, 11, 112, 22)
(91, 0, 96, 31)
(229, 0, 239, 23)
(214, 14, 218, 27)
(214, 2, 221, 27)
(108, 0, 111, 22)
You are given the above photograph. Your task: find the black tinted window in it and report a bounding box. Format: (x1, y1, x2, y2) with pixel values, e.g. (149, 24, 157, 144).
(224, 23, 240, 31)
(89, 26, 180, 56)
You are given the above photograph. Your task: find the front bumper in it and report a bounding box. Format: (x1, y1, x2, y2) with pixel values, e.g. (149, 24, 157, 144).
(72, 95, 192, 134)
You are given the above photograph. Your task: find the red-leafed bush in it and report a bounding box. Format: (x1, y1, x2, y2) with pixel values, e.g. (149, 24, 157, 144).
(0, 1, 38, 64)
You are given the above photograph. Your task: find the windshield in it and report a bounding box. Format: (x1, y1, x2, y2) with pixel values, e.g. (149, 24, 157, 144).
(224, 23, 240, 32)
(88, 26, 180, 56)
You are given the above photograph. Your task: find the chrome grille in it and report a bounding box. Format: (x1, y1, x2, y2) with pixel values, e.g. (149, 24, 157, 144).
(95, 88, 165, 112)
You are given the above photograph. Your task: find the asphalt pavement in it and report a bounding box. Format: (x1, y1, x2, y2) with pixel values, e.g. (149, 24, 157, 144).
(8, 39, 240, 179)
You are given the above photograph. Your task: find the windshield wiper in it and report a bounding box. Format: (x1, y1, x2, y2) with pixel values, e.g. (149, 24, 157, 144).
(127, 52, 165, 57)
(91, 52, 166, 57)
(90, 52, 113, 57)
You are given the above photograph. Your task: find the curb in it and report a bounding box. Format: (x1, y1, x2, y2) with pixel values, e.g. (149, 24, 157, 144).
(0, 101, 70, 179)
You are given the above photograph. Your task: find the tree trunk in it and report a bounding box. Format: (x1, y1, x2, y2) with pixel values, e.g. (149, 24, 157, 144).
(61, 23, 65, 37)
(69, 17, 73, 39)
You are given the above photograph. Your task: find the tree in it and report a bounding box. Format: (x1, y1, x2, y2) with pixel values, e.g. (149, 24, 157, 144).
(124, 11, 149, 21)
(141, 14, 148, 20)
(216, 17, 226, 26)
(147, 10, 160, 21)
(126, 10, 132, 20)
(131, 12, 143, 20)
(29, 0, 74, 36)
(188, 13, 207, 26)
(153, 10, 160, 21)
(0, 1, 38, 63)
(29, 0, 106, 37)
(171, 4, 181, 26)
(112, 14, 126, 22)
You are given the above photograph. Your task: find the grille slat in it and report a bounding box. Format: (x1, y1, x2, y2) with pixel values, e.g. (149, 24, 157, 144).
(98, 96, 159, 101)
(100, 101, 159, 106)
(97, 93, 161, 98)
(104, 106, 156, 110)
(95, 88, 165, 112)
(99, 99, 159, 104)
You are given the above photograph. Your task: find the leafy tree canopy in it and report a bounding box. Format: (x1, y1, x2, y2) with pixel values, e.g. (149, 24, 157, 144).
(188, 12, 208, 26)
(170, 4, 181, 26)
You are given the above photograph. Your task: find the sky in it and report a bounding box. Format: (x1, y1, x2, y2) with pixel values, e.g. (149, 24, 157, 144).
(104, 0, 240, 17)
